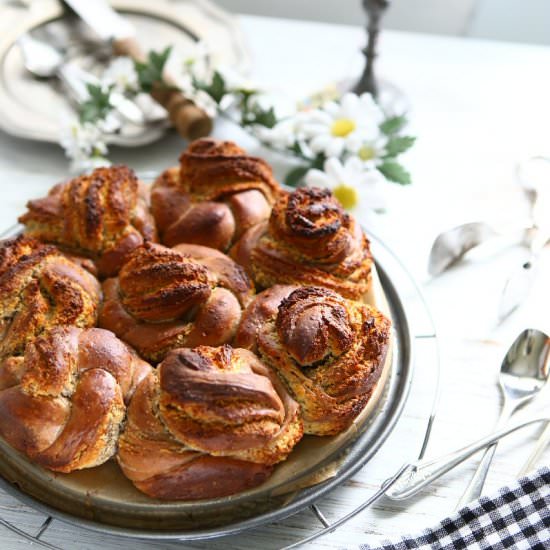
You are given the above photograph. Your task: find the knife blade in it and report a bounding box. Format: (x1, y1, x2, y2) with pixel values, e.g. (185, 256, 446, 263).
(63, 0, 135, 41)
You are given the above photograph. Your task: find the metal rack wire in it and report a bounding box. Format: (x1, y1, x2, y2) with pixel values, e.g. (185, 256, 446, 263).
(0, 328, 438, 550)
(0, 226, 440, 549)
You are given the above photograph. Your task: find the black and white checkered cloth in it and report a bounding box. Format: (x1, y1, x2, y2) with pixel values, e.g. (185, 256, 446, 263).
(358, 467, 550, 550)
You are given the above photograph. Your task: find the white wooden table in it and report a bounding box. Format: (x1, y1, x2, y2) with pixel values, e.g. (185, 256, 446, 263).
(1, 13, 550, 550)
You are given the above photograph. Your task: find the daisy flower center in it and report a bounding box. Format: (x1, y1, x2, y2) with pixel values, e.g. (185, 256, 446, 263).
(333, 183, 358, 210)
(358, 145, 376, 161)
(331, 118, 356, 137)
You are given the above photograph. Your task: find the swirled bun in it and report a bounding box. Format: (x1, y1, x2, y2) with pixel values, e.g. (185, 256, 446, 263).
(0, 236, 101, 358)
(0, 327, 151, 472)
(231, 187, 373, 301)
(19, 166, 157, 278)
(151, 138, 282, 251)
(235, 286, 390, 435)
(117, 345, 302, 500)
(99, 242, 254, 362)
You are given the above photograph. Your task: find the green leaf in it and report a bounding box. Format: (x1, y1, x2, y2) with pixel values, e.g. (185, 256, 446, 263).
(311, 153, 325, 170)
(290, 141, 304, 156)
(194, 71, 227, 104)
(252, 106, 277, 128)
(285, 166, 310, 187)
(384, 135, 416, 157)
(378, 160, 411, 185)
(135, 46, 172, 93)
(79, 84, 112, 123)
(243, 105, 277, 128)
(380, 115, 407, 136)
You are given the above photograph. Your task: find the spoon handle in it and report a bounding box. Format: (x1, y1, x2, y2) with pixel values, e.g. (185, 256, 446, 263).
(455, 400, 516, 508)
(497, 226, 550, 323)
(385, 415, 548, 501)
(518, 421, 550, 476)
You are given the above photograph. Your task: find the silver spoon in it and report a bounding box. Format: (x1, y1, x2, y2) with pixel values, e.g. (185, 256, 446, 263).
(17, 34, 145, 126)
(498, 157, 550, 323)
(428, 222, 500, 276)
(428, 157, 550, 277)
(427, 221, 542, 277)
(455, 329, 550, 508)
(386, 329, 550, 502)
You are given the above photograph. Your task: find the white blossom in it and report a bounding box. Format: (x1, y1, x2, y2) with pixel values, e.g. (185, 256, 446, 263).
(253, 117, 302, 149)
(296, 93, 385, 158)
(102, 57, 138, 92)
(59, 119, 110, 174)
(305, 156, 387, 212)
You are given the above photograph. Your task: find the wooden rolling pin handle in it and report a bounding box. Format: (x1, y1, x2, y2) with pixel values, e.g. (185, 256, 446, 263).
(112, 37, 212, 140)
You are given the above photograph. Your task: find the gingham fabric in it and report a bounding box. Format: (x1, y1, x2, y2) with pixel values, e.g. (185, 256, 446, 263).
(359, 467, 550, 550)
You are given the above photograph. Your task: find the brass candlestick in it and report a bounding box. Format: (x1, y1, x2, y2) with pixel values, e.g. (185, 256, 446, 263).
(353, 0, 390, 98)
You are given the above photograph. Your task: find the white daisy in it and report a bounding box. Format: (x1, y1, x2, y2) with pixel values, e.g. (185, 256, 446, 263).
(355, 136, 388, 168)
(178, 41, 211, 86)
(304, 156, 387, 212)
(59, 119, 110, 174)
(253, 117, 305, 149)
(297, 92, 385, 158)
(102, 57, 138, 92)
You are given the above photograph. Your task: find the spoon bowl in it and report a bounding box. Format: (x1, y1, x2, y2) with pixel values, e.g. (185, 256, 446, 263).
(428, 222, 499, 276)
(499, 328, 550, 399)
(456, 328, 550, 508)
(17, 34, 146, 127)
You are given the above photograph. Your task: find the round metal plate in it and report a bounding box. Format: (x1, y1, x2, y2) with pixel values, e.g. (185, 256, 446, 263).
(0, 0, 250, 146)
(0, 228, 425, 542)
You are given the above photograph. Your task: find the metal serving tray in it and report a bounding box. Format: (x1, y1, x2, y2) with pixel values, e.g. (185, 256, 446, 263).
(0, 0, 250, 146)
(0, 225, 433, 543)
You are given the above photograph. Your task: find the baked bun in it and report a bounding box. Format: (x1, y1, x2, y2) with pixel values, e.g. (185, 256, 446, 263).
(151, 138, 281, 251)
(117, 344, 302, 500)
(0, 327, 151, 473)
(231, 187, 373, 301)
(235, 286, 390, 435)
(99, 242, 254, 363)
(0, 236, 101, 359)
(19, 165, 157, 278)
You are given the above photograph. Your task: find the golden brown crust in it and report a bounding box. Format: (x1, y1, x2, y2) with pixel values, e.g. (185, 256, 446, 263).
(230, 187, 373, 300)
(99, 242, 254, 363)
(19, 166, 157, 278)
(151, 138, 281, 250)
(0, 236, 101, 359)
(117, 345, 302, 500)
(236, 286, 391, 435)
(234, 284, 299, 353)
(0, 327, 152, 473)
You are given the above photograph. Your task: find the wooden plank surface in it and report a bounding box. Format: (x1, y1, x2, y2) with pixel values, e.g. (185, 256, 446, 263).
(0, 13, 549, 550)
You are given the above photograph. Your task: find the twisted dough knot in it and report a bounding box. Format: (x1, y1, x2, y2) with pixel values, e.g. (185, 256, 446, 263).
(0, 236, 101, 358)
(179, 138, 280, 200)
(117, 345, 302, 500)
(151, 138, 282, 251)
(276, 287, 354, 365)
(231, 187, 373, 300)
(272, 187, 354, 263)
(99, 243, 254, 363)
(19, 165, 157, 278)
(0, 327, 151, 473)
(235, 285, 391, 435)
(119, 242, 211, 322)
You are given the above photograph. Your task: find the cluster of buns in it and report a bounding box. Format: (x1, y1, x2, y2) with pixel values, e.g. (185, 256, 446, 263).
(0, 138, 390, 501)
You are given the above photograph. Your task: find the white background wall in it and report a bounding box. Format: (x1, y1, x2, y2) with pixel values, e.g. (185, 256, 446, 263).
(214, 0, 550, 45)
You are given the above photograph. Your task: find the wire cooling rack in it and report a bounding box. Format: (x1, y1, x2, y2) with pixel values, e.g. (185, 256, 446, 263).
(0, 227, 440, 549)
